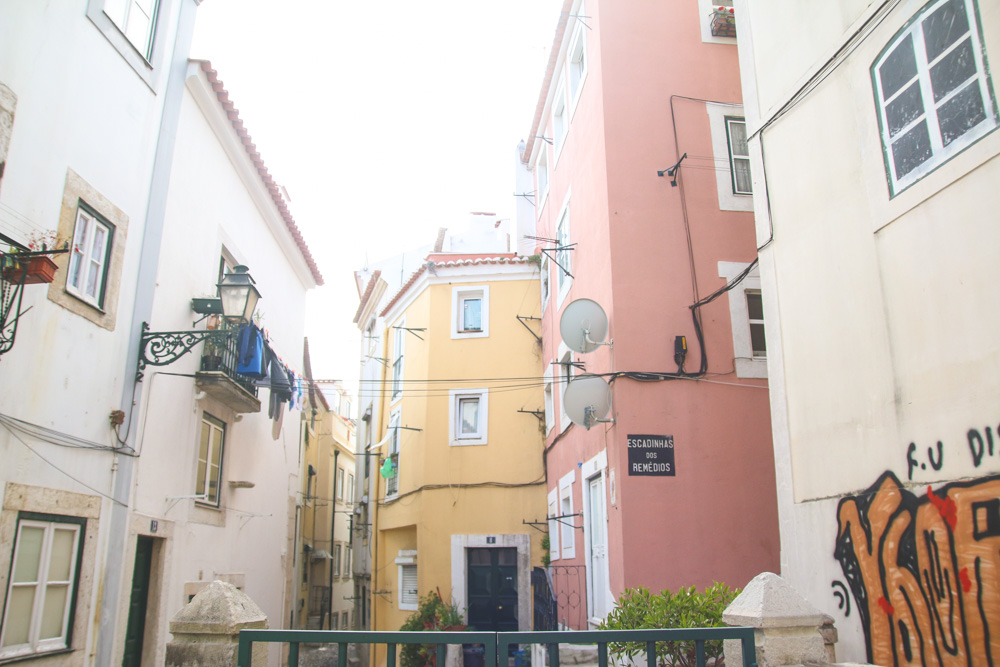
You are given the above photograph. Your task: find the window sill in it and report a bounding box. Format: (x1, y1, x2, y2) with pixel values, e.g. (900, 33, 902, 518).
(450, 439, 487, 447)
(0, 647, 75, 664)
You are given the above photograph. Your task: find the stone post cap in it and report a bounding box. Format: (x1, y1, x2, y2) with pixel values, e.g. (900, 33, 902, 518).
(723, 572, 826, 628)
(169, 580, 269, 636)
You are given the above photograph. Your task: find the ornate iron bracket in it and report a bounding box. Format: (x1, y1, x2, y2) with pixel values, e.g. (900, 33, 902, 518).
(1, 249, 68, 358)
(136, 321, 237, 382)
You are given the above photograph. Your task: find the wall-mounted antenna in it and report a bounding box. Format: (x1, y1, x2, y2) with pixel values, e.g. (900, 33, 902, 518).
(532, 135, 554, 145)
(560, 298, 612, 353)
(516, 315, 541, 344)
(514, 191, 537, 207)
(569, 14, 593, 30)
(392, 325, 426, 341)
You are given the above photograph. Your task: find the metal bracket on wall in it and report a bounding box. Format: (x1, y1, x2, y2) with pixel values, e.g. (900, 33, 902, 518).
(517, 408, 545, 428)
(516, 315, 541, 344)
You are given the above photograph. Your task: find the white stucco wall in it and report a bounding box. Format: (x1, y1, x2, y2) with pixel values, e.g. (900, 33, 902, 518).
(738, 0, 1000, 663)
(122, 64, 314, 665)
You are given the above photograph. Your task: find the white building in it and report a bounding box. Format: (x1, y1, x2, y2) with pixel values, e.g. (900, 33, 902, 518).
(736, 0, 1000, 663)
(0, 2, 322, 663)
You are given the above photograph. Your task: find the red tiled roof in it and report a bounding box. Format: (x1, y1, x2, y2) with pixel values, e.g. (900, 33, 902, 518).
(352, 270, 382, 324)
(196, 61, 324, 286)
(380, 254, 532, 318)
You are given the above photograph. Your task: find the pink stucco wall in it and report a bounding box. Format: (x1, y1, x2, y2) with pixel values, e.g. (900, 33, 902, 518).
(531, 0, 778, 620)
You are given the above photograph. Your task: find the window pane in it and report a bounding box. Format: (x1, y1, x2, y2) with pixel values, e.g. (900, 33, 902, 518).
(728, 120, 748, 157)
(891, 120, 933, 177)
(40, 584, 68, 639)
(734, 158, 753, 194)
(462, 298, 482, 331)
(13, 526, 43, 583)
(930, 38, 976, 102)
(879, 34, 918, 100)
(48, 529, 76, 582)
(196, 422, 210, 497)
(885, 81, 925, 137)
(922, 0, 969, 62)
(2, 587, 35, 646)
(746, 291, 764, 320)
(459, 398, 479, 435)
(750, 323, 767, 357)
(937, 81, 986, 146)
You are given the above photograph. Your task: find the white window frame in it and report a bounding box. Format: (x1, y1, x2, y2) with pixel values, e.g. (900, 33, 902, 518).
(707, 103, 754, 212)
(0, 515, 84, 660)
(386, 409, 401, 498)
(535, 148, 550, 213)
(697, 0, 736, 45)
(391, 320, 405, 403)
(336, 467, 345, 501)
(567, 4, 588, 117)
(725, 117, 752, 195)
(66, 207, 114, 309)
(872, 0, 997, 197)
(86, 0, 173, 88)
(557, 344, 574, 433)
(396, 550, 418, 611)
(558, 471, 576, 560)
(547, 489, 561, 562)
(195, 413, 226, 506)
(718, 261, 767, 379)
(333, 544, 342, 576)
(347, 473, 355, 503)
(543, 367, 555, 435)
(540, 256, 552, 314)
(451, 285, 490, 339)
(344, 547, 352, 578)
(341, 611, 350, 629)
(449, 388, 489, 446)
(552, 78, 568, 161)
(555, 196, 573, 307)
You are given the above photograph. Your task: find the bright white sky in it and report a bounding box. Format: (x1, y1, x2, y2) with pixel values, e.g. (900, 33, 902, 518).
(190, 1, 564, 390)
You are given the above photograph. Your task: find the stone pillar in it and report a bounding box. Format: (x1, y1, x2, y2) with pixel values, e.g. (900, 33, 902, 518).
(166, 580, 269, 667)
(722, 572, 830, 667)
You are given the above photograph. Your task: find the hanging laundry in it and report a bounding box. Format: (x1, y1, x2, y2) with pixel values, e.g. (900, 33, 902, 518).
(236, 324, 266, 379)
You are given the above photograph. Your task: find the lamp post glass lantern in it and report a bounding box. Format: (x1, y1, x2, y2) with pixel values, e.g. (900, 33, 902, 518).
(218, 265, 261, 324)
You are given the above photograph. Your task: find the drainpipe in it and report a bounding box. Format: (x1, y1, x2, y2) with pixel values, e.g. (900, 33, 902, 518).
(95, 0, 198, 665)
(94, 2, 199, 665)
(329, 448, 339, 629)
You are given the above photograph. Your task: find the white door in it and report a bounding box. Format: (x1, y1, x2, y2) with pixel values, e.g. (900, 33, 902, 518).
(587, 475, 610, 621)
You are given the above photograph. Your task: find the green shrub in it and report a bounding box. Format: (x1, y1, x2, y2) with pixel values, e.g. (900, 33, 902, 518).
(399, 590, 465, 667)
(599, 582, 738, 667)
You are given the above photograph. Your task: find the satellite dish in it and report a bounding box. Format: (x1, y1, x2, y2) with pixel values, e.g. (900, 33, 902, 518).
(563, 375, 613, 430)
(560, 298, 609, 353)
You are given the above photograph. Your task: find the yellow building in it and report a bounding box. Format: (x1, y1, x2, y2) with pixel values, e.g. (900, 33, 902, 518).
(295, 365, 356, 631)
(369, 252, 547, 641)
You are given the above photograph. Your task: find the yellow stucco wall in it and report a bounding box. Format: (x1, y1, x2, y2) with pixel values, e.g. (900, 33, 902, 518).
(371, 270, 546, 638)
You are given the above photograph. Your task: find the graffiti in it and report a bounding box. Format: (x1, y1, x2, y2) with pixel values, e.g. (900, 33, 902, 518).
(835, 471, 1000, 666)
(968, 427, 997, 468)
(905, 424, 1000, 480)
(832, 580, 851, 617)
(908, 441, 945, 480)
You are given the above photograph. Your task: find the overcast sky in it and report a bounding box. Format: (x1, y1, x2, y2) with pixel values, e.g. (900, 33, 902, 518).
(190, 0, 563, 390)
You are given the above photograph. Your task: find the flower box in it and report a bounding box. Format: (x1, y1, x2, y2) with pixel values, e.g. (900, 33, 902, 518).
(2, 255, 59, 285)
(711, 6, 736, 38)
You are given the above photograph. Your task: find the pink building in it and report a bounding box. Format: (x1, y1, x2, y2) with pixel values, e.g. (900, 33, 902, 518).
(519, 0, 779, 628)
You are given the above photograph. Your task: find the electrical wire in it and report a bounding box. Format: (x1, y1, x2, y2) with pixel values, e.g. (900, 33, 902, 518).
(0, 419, 129, 507)
(0, 412, 136, 455)
(378, 476, 546, 504)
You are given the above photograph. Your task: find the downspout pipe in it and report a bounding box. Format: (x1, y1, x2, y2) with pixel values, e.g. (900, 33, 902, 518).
(95, 1, 199, 663)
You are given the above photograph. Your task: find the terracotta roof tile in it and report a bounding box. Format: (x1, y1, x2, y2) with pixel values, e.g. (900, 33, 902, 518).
(352, 270, 382, 324)
(380, 254, 532, 317)
(196, 61, 324, 286)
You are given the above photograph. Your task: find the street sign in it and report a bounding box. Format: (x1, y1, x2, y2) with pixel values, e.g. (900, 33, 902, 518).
(627, 434, 675, 476)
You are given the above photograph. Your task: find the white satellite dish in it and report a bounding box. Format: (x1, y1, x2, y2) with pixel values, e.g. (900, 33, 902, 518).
(563, 375, 613, 430)
(560, 298, 610, 354)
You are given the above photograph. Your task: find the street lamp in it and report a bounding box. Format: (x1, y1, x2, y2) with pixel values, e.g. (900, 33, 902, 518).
(137, 265, 263, 381)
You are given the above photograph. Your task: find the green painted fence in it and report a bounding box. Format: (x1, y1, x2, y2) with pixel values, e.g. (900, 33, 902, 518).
(236, 627, 757, 667)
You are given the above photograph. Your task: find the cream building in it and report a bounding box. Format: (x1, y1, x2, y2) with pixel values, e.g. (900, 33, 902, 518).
(735, 0, 1000, 663)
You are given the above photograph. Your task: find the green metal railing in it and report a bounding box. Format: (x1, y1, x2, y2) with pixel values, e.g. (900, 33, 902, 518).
(236, 627, 757, 667)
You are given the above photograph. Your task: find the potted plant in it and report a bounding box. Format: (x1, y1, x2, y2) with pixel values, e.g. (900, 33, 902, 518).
(399, 590, 467, 667)
(710, 5, 736, 38)
(2, 230, 66, 285)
